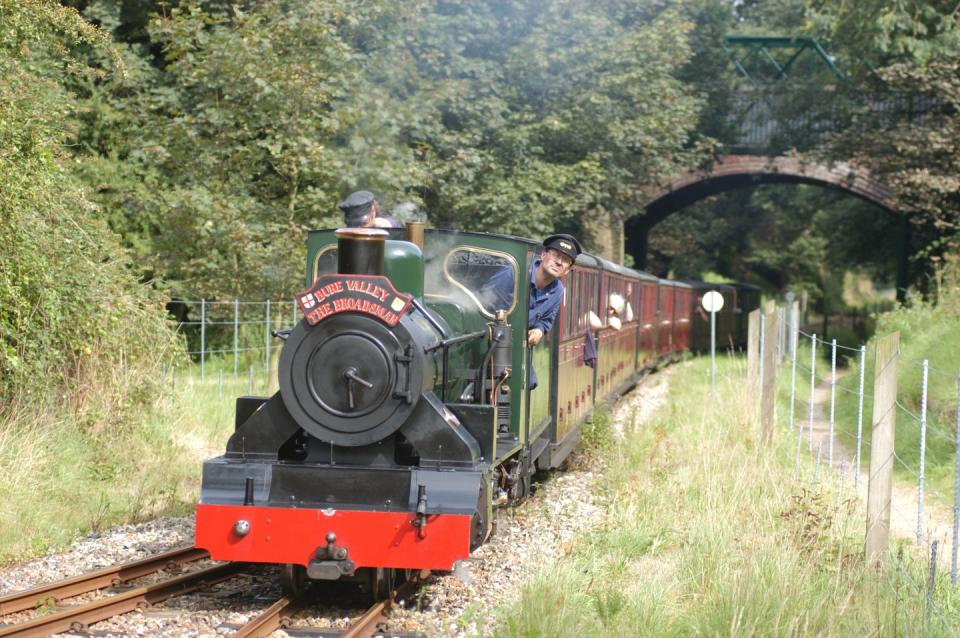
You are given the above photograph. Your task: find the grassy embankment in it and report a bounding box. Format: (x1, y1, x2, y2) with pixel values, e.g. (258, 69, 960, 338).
(831, 283, 960, 506)
(489, 355, 959, 637)
(0, 364, 254, 563)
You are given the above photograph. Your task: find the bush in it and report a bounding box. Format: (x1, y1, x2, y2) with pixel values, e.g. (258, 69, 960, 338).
(0, 1, 180, 417)
(0, 2, 188, 560)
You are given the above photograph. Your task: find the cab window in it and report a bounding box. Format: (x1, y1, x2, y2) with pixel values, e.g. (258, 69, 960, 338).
(313, 246, 338, 279)
(444, 248, 519, 316)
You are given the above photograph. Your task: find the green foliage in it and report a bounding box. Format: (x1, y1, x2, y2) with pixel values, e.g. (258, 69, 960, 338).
(809, 0, 960, 69)
(66, 0, 705, 295)
(676, 0, 741, 145)
(0, 367, 255, 562)
(68, 0, 425, 299)
(0, 0, 177, 410)
(648, 184, 897, 306)
(812, 3, 960, 277)
(51, 0, 960, 304)
(404, 1, 704, 243)
(834, 257, 960, 499)
(672, 0, 957, 299)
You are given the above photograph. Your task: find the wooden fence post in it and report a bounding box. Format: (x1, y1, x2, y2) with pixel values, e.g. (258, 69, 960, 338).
(760, 308, 779, 442)
(747, 309, 761, 390)
(866, 332, 900, 570)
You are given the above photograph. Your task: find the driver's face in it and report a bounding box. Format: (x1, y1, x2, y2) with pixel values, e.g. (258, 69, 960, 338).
(542, 248, 574, 278)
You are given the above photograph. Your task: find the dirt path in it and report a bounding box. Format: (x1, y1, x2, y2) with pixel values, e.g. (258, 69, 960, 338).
(797, 369, 955, 562)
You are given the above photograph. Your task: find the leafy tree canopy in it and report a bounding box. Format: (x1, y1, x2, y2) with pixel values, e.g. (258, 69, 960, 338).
(70, 0, 425, 299)
(648, 185, 897, 304)
(39, 0, 960, 307)
(812, 2, 960, 268)
(68, 0, 704, 299)
(400, 1, 704, 239)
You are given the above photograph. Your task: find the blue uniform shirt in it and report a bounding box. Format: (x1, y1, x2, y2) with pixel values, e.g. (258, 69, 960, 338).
(527, 259, 564, 335)
(479, 260, 564, 390)
(479, 260, 565, 334)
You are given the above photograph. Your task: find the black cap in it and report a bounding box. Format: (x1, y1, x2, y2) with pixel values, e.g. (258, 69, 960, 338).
(338, 191, 376, 227)
(542, 233, 582, 260)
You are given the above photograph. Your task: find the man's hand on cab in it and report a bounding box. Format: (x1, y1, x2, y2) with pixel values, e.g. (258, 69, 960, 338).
(527, 328, 544, 346)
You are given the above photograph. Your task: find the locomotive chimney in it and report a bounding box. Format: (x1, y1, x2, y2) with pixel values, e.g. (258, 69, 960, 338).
(335, 228, 389, 275)
(404, 220, 425, 250)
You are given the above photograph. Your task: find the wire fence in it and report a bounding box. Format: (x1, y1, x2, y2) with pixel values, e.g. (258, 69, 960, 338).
(171, 299, 300, 387)
(751, 306, 960, 634)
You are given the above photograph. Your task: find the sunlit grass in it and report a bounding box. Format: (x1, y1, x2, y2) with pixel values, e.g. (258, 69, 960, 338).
(0, 360, 262, 564)
(490, 355, 960, 637)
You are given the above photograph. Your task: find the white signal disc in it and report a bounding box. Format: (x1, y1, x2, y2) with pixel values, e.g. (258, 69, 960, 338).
(702, 290, 724, 313)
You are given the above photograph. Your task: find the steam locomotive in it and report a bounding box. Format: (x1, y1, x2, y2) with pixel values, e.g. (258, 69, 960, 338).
(194, 224, 759, 597)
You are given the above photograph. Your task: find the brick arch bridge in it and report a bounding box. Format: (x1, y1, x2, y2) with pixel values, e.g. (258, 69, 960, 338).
(597, 154, 906, 295)
(644, 155, 893, 222)
(581, 35, 925, 298)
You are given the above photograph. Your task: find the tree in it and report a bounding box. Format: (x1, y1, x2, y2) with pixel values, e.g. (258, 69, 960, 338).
(69, 0, 425, 299)
(647, 184, 897, 305)
(67, 0, 707, 293)
(0, 0, 175, 407)
(813, 2, 960, 281)
(392, 0, 705, 244)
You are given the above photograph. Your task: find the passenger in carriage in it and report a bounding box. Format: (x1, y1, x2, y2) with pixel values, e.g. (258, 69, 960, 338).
(479, 233, 582, 388)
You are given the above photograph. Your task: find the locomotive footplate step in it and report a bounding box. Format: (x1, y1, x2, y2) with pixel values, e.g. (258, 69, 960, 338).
(495, 434, 520, 460)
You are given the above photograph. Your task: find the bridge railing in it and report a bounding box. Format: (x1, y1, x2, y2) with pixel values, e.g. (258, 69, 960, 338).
(715, 89, 947, 154)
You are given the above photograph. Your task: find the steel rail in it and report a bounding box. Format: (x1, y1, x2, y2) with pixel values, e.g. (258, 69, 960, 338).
(342, 574, 425, 638)
(0, 562, 242, 638)
(0, 546, 208, 616)
(341, 599, 391, 638)
(232, 596, 301, 638)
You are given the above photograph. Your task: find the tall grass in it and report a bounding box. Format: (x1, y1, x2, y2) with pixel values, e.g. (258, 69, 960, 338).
(491, 356, 959, 637)
(0, 360, 258, 563)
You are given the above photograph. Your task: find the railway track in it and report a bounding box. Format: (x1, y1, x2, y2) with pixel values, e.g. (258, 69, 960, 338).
(229, 571, 427, 638)
(0, 547, 238, 638)
(0, 549, 424, 638)
(0, 546, 208, 617)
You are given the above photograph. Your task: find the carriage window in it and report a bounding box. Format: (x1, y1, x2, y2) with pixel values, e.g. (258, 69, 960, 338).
(444, 248, 519, 317)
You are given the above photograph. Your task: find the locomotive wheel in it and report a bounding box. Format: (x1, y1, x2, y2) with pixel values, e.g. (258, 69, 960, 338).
(517, 473, 531, 500)
(508, 468, 532, 502)
(471, 476, 493, 550)
(280, 564, 307, 598)
(365, 567, 395, 602)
